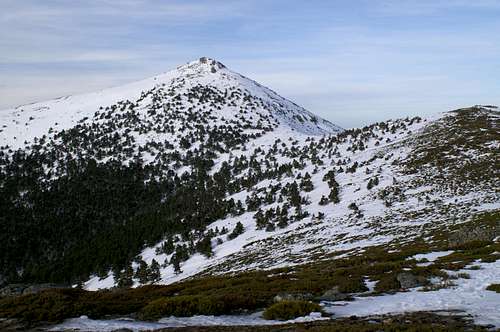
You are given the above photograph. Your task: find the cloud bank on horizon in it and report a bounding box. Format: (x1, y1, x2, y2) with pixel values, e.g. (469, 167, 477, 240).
(1, 0, 499, 127)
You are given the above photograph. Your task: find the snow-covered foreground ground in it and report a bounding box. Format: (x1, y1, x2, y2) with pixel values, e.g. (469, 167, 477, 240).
(50, 312, 327, 331)
(51, 259, 499, 331)
(325, 259, 500, 328)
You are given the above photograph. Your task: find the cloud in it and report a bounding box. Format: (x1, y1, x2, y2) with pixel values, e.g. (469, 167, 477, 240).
(1, 1, 499, 127)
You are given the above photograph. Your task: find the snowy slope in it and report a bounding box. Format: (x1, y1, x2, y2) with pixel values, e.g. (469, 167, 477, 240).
(0, 59, 498, 323)
(83, 106, 499, 290)
(0, 57, 341, 151)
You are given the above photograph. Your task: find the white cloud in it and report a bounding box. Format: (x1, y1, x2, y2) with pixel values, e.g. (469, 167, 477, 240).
(1, 1, 499, 127)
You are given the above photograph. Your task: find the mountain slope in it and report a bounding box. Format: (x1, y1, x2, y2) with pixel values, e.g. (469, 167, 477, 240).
(0, 58, 498, 298)
(0, 57, 341, 286)
(86, 105, 499, 289)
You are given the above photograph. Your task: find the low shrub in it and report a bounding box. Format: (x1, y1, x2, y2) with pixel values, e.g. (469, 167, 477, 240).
(263, 300, 323, 321)
(374, 274, 400, 293)
(336, 277, 368, 293)
(451, 240, 492, 251)
(139, 294, 257, 320)
(420, 280, 456, 292)
(0, 288, 82, 322)
(486, 284, 500, 293)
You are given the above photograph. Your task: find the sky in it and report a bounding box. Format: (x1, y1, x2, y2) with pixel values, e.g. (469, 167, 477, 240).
(1, 0, 500, 128)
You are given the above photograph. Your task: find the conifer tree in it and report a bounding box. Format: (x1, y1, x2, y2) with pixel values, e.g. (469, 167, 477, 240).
(300, 172, 314, 192)
(171, 254, 182, 274)
(117, 263, 134, 288)
(135, 259, 149, 284)
(148, 259, 161, 283)
(228, 221, 244, 240)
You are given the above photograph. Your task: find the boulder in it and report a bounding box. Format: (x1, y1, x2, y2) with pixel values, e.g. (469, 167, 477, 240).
(22, 283, 68, 295)
(0, 283, 70, 298)
(273, 292, 313, 302)
(319, 286, 351, 301)
(396, 272, 426, 289)
(0, 284, 25, 297)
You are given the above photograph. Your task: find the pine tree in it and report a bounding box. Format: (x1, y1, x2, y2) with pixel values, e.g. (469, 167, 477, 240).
(156, 237, 175, 255)
(235, 200, 245, 215)
(329, 186, 340, 204)
(348, 202, 359, 211)
(300, 173, 314, 192)
(171, 254, 182, 274)
(117, 263, 134, 288)
(254, 208, 266, 229)
(277, 216, 288, 229)
(319, 195, 329, 205)
(288, 182, 302, 207)
(135, 259, 149, 285)
(148, 259, 161, 283)
(227, 221, 244, 240)
(196, 235, 213, 257)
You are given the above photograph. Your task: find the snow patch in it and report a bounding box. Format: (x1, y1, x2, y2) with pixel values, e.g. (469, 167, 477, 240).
(323, 260, 500, 328)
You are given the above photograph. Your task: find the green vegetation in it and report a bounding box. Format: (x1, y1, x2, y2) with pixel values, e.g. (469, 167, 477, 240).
(262, 300, 323, 320)
(486, 284, 500, 293)
(374, 274, 400, 293)
(2, 224, 498, 325)
(139, 294, 257, 320)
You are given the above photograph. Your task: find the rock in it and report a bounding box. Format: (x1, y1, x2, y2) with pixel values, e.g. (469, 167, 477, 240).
(319, 286, 351, 301)
(0, 283, 70, 298)
(273, 292, 314, 302)
(22, 283, 68, 295)
(0, 284, 26, 297)
(396, 272, 426, 289)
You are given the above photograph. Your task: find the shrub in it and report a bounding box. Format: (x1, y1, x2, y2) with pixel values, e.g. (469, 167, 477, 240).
(0, 288, 82, 322)
(374, 274, 400, 293)
(140, 296, 200, 319)
(263, 300, 323, 321)
(139, 294, 257, 320)
(337, 277, 368, 293)
(420, 280, 456, 292)
(486, 284, 500, 293)
(451, 240, 492, 251)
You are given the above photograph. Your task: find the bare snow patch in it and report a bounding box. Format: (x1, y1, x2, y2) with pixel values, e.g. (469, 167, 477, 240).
(409, 250, 454, 265)
(50, 312, 328, 331)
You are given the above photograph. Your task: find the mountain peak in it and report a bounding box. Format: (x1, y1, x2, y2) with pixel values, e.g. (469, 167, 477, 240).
(0, 57, 343, 150)
(178, 57, 226, 74)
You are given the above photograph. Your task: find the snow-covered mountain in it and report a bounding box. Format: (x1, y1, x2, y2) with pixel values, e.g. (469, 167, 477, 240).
(0, 58, 498, 329)
(0, 57, 341, 151)
(0, 58, 500, 330)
